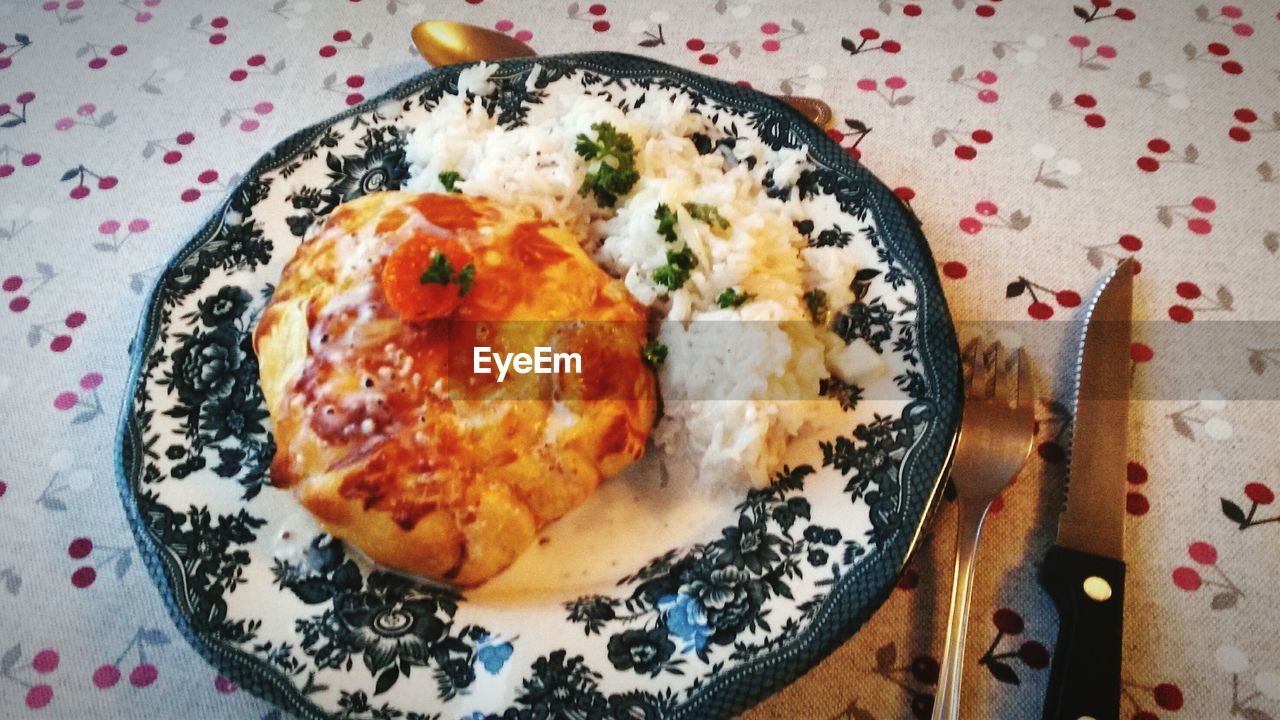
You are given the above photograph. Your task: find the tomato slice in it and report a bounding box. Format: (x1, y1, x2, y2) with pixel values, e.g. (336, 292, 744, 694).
(381, 233, 475, 321)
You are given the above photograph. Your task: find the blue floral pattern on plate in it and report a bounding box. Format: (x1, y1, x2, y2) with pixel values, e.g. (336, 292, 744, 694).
(116, 52, 961, 719)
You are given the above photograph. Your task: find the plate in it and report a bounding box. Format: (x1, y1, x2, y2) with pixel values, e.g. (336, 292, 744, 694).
(116, 52, 961, 719)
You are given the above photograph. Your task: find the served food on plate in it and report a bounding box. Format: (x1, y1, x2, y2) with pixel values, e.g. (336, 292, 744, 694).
(256, 62, 887, 586)
(254, 192, 657, 585)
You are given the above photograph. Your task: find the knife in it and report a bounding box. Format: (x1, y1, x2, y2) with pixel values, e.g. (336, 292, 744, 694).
(1041, 259, 1134, 720)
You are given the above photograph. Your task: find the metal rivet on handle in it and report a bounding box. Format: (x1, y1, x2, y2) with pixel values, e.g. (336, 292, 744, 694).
(1082, 576, 1113, 602)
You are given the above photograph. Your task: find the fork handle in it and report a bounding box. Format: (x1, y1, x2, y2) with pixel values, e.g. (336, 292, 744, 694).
(1040, 546, 1126, 720)
(931, 498, 992, 720)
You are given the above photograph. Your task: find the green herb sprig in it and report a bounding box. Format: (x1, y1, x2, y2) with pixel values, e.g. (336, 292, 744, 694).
(655, 203, 678, 243)
(683, 203, 730, 231)
(642, 339, 668, 369)
(716, 287, 753, 308)
(420, 251, 477, 296)
(438, 170, 463, 194)
(653, 247, 697, 291)
(575, 122, 639, 207)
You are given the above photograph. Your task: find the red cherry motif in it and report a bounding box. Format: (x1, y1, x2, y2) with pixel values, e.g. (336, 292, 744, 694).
(1175, 281, 1201, 299)
(1154, 684, 1184, 711)
(942, 261, 967, 279)
(1188, 541, 1217, 564)
(25, 686, 52, 710)
(1019, 641, 1050, 668)
(1127, 462, 1149, 483)
(1245, 482, 1275, 505)
(1119, 234, 1142, 251)
(1171, 566, 1201, 590)
(1137, 157, 1159, 172)
(910, 655, 939, 683)
(68, 537, 92, 558)
(993, 608, 1024, 634)
(93, 664, 121, 688)
(1127, 492, 1150, 515)
(130, 663, 158, 688)
(1055, 290, 1081, 307)
(72, 566, 96, 588)
(1028, 302, 1054, 319)
(954, 145, 977, 160)
(1168, 305, 1194, 323)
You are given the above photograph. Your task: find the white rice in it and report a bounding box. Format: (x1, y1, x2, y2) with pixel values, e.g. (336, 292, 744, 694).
(405, 62, 881, 491)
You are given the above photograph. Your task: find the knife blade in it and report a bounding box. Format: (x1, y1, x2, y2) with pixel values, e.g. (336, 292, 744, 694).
(1040, 258, 1134, 720)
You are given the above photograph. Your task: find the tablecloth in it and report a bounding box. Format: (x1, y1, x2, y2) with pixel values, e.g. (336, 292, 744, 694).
(2, 0, 1278, 718)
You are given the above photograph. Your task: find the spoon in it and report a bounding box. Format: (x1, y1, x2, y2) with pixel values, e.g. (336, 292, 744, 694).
(410, 20, 834, 129)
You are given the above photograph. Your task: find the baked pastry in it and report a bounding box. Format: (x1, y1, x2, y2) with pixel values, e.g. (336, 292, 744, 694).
(254, 191, 656, 586)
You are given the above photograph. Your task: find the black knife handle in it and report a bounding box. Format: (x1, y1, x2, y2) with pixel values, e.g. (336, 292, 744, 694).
(1040, 545, 1126, 720)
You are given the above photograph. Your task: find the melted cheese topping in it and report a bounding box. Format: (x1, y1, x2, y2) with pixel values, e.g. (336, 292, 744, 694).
(254, 192, 656, 585)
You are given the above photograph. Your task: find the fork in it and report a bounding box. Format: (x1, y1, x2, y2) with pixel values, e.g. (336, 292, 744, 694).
(931, 342, 1036, 720)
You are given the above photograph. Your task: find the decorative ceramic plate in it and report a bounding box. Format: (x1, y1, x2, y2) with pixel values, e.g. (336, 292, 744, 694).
(116, 52, 961, 719)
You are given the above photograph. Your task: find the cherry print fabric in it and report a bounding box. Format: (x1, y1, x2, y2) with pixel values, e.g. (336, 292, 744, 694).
(1, 1, 1278, 718)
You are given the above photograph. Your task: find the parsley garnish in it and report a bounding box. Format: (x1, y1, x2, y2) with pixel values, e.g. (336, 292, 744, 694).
(455, 263, 476, 296)
(438, 170, 463, 193)
(683, 203, 730, 231)
(804, 289, 829, 325)
(716, 287, 752, 308)
(420, 252, 477, 296)
(420, 251, 453, 285)
(653, 246, 697, 291)
(575, 122, 639, 207)
(655, 203, 678, 243)
(642, 339, 668, 368)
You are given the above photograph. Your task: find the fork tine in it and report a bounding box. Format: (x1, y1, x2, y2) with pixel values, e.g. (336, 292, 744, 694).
(991, 342, 1011, 404)
(1015, 347, 1034, 411)
(968, 341, 989, 399)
